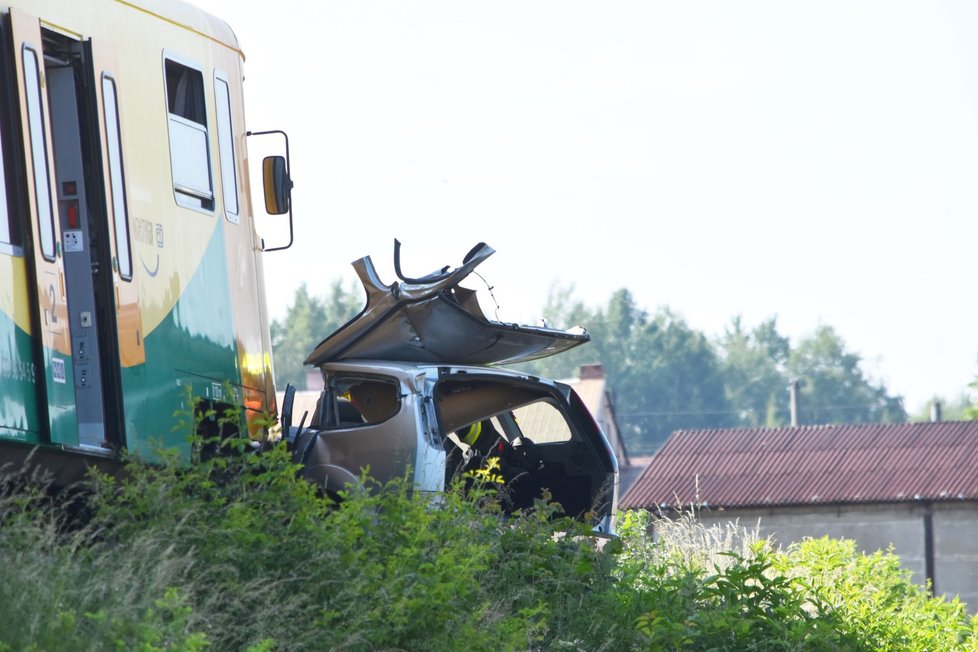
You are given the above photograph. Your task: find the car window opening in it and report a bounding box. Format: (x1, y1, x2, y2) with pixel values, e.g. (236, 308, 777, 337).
(330, 378, 400, 426)
(433, 377, 600, 520)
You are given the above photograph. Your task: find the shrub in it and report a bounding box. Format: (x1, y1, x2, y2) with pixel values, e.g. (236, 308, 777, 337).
(77, 417, 623, 650)
(617, 509, 978, 651)
(782, 536, 978, 651)
(1, 391, 976, 650)
(615, 510, 845, 650)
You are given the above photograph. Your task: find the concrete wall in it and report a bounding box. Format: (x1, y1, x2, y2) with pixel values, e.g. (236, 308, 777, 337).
(690, 501, 978, 612)
(933, 503, 978, 610)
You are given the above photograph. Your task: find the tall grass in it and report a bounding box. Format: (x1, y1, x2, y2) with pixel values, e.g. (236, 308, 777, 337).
(0, 401, 975, 650)
(0, 473, 204, 651)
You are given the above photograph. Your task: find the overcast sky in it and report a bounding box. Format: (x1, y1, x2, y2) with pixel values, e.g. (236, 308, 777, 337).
(192, 0, 978, 412)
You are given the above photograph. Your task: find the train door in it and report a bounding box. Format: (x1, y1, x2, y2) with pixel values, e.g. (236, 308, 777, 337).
(8, 9, 133, 450)
(8, 8, 75, 444)
(87, 39, 145, 447)
(0, 10, 42, 443)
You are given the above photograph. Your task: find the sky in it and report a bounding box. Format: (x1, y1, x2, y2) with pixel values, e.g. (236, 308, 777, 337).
(191, 0, 978, 413)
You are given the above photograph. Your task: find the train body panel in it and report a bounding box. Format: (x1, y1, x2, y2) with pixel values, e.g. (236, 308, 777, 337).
(0, 0, 278, 467)
(0, 254, 40, 441)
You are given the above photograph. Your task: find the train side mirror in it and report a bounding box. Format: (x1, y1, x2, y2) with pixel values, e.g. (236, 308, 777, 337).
(263, 155, 291, 215)
(247, 129, 294, 251)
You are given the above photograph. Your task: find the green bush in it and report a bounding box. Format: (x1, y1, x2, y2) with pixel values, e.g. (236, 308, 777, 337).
(0, 418, 617, 650)
(782, 537, 978, 651)
(614, 510, 845, 651)
(0, 394, 976, 650)
(616, 509, 978, 651)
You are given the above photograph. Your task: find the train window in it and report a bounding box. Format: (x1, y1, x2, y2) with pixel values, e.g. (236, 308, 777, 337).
(22, 45, 55, 260)
(214, 73, 239, 223)
(163, 56, 213, 211)
(102, 74, 133, 281)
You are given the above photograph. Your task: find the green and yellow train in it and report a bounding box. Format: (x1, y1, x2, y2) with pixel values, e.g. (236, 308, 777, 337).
(0, 0, 287, 483)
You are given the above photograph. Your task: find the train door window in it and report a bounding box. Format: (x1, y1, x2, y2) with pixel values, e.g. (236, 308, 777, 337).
(101, 74, 132, 280)
(22, 45, 55, 260)
(0, 61, 19, 255)
(163, 55, 213, 211)
(0, 90, 16, 253)
(214, 72, 238, 223)
(0, 120, 8, 246)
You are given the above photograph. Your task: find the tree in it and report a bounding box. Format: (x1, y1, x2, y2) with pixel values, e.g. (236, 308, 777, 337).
(786, 325, 905, 425)
(270, 281, 363, 389)
(716, 316, 791, 427)
(523, 290, 910, 450)
(717, 319, 907, 428)
(519, 287, 732, 453)
(614, 302, 734, 452)
(513, 283, 600, 381)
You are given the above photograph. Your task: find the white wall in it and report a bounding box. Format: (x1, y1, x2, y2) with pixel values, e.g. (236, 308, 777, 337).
(691, 501, 978, 611)
(934, 504, 978, 610)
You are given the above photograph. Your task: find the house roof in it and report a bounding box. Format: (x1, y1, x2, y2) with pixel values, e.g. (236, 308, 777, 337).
(560, 364, 630, 467)
(620, 421, 978, 511)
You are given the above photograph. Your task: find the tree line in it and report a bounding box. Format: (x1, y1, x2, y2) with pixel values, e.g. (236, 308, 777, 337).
(271, 281, 972, 454)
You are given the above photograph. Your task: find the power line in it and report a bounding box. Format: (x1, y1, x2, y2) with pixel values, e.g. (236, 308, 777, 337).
(619, 403, 890, 419)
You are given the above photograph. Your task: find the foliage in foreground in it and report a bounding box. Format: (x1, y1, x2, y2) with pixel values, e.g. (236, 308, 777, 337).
(0, 441, 975, 651)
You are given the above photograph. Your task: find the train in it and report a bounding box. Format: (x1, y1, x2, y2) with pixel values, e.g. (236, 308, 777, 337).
(1, 1, 620, 531)
(0, 0, 288, 483)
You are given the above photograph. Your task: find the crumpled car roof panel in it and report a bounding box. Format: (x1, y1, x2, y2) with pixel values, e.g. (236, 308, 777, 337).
(304, 241, 590, 367)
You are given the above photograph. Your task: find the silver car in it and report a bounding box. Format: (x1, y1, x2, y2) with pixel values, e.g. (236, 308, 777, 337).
(282, 242, 618, 534)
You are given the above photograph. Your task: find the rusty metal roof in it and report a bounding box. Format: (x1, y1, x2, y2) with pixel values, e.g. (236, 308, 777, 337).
(620, 421, 978, 511)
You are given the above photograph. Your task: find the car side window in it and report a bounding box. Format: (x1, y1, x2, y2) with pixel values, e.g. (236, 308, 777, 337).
(327, 377, 400, 427)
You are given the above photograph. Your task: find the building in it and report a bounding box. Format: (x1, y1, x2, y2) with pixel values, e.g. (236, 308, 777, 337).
(621, 421, 978, 610)
(559, 364, 630, 472)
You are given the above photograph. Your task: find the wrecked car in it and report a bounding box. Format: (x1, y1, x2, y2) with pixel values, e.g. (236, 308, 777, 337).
(281, 242, 618, 535)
